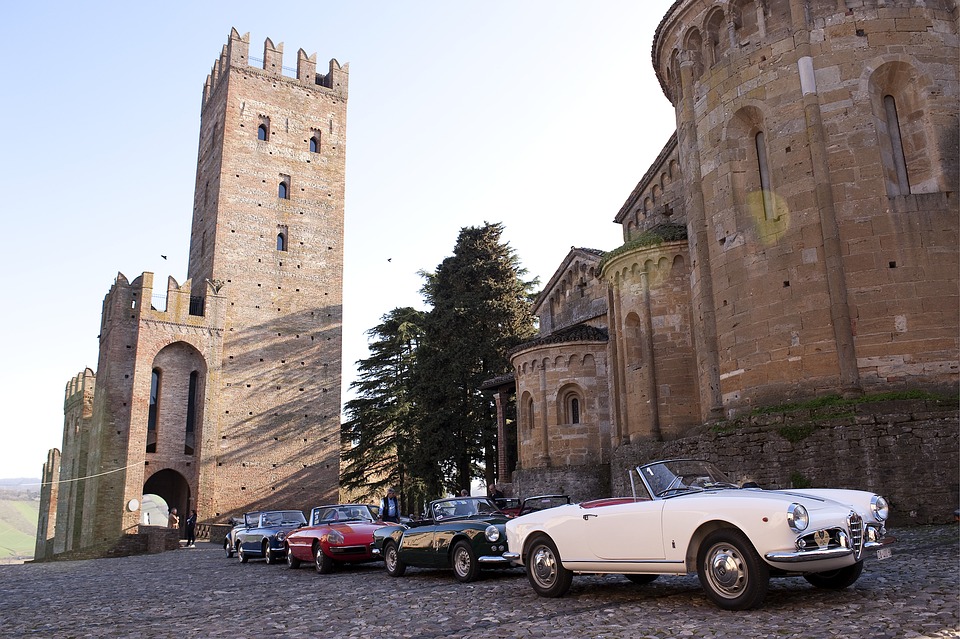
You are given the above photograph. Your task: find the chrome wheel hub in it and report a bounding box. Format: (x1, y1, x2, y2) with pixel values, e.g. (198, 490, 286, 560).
(531, 546, 557, 586)
(706, 544, 746, 597)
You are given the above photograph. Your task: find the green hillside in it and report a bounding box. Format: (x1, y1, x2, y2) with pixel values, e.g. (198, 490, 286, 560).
(0, 496, 40, 563)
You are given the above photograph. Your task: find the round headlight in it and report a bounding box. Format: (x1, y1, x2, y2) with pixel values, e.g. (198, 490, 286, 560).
(276, 531, 286, 542)
(871, 495, 889, 522)
(485, 525, 501, 543)
(787, 503, 809, 532)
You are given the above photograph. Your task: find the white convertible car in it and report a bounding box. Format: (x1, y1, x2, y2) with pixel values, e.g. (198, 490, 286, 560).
(503, 459, 894, 610)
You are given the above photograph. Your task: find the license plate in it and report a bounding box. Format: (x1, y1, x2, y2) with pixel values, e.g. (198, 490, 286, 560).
(876, 547, 893, 560)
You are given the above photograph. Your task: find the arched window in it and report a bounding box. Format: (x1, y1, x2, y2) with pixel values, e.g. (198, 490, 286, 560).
(523, 394, 535, 435)
(277, 233, 287, 251)
(258, 124, 268, 141)
(278, 181, 288, 199)
(146, 369, 160, 453)
(309, 135, 320, 153)
(705, 9, 727, 66)
(755, 131, 774, 220)
(560, 388, 584, 425)
(184, 371, 198, 455)
(883, 95, 910, 195)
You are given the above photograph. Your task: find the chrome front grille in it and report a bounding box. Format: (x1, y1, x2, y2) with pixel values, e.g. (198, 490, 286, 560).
(848, 511, 864, 560)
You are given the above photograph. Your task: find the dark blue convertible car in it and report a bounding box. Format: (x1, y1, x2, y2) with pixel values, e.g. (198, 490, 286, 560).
(230, 510, 307, 564)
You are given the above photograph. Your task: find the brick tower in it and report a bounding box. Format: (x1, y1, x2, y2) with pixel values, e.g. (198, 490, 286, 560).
(35, 29, 348, 558)
(187, 29, 348, 520)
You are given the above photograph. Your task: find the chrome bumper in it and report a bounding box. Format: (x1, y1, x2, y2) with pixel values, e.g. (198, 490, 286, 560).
(766, 532, 896, 563)
(479, 555, 511, 565)
(502, 551, 520, 561)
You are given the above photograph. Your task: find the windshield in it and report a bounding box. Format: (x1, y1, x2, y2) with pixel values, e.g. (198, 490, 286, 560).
(314, 505, 376, 525)
(519, 496, 570, 516)
(260, 510, 307, 527)
(431, 498, 501, 520)
(637, 460, 738, 498)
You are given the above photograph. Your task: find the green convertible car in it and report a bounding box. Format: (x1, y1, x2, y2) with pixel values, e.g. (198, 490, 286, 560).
(372, 496, 513, 582)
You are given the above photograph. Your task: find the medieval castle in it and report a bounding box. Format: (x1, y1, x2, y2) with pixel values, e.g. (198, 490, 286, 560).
(37, 0, 959, 558)
(36, 29, 347, 558)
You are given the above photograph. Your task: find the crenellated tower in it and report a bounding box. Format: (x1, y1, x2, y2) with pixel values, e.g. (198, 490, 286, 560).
(37, 28, 347, 559)
(186, 29, 348, 519)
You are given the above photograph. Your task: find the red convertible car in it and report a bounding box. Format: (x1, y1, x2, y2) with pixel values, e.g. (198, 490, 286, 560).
(284, 504, 387, 573)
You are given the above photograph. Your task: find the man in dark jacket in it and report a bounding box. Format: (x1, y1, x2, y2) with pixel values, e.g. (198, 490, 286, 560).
(379, 488, 400, 523)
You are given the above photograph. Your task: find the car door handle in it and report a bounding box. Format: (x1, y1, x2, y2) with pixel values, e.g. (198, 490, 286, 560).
(582, 514, 597, 520)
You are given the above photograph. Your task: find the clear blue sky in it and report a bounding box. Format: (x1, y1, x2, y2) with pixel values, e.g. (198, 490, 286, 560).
(0, 0, 677, 479)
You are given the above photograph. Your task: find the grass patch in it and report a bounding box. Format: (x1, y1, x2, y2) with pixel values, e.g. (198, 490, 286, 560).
(0, 497, 39, 561)
(789, 472, 812, 489)
(752, 389, 950, 416)
(598, 224, 688, 272)
(777, 423, 817, 443)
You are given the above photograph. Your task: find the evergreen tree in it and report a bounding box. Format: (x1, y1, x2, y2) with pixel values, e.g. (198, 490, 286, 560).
(340, 307, 426, 512)
(413, 222, 538, 496)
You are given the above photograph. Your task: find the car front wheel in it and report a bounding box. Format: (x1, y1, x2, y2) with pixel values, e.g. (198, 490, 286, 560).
(451, 540, 480, 583)
(238, 545, 249, 563)
(263, 541, 275, 565)
(286, 544, 301, 569)
(224, 540, 234, 558)
(315, 542, 334, 574)
(384, 541, 406, 577)
(803, 561, 864, 589)
(525, 536, 572, 598)
(697, 529, 769, 610)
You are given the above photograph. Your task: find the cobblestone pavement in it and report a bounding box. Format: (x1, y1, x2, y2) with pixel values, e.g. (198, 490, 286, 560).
(1, 525, 956, 639)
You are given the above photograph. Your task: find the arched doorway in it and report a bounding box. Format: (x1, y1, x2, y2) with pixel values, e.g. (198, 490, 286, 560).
(143, 469, 190, 531)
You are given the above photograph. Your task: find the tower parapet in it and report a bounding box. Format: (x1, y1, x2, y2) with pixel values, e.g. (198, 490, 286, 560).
(202, 28, 348, 108)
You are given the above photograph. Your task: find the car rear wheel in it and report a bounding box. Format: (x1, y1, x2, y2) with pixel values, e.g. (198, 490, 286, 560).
(263, 541, 275, 565)
(315, 542, 334, 574)
(451, 540, 480, 583)
(224, 540, 234, 558)
(697, 529, 769, 610)
(384, 541, 406, 577)
(525, 536, 572, 598)
(624, 574, 659, 585)
(238, 545, 249, 563)
(803, 561, 864, 589)
(286, 544, 301, 569)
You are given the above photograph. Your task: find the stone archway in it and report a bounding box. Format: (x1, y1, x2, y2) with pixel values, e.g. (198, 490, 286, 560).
(143, 469, 190, 531)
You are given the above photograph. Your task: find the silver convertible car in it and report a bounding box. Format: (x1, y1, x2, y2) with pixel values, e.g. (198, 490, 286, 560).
(504, 459, 894, 610)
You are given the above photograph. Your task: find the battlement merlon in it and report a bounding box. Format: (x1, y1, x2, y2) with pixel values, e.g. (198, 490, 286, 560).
(63, 368, 96, 408)
(202, 28, 348, 106)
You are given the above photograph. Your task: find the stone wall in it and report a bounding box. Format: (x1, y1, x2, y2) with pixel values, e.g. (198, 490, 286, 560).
(511, 464, 611, 505)
(611, 397, 959, 526)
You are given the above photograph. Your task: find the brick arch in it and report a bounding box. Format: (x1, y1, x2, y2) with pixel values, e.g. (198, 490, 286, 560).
(148, 342, 208, 458)
(142, 468, 190, 530)
(704, 6, 727, 67)
(683, 28, 704, 80)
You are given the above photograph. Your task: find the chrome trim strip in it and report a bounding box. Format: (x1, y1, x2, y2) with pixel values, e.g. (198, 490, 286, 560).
(478, 556, 511, 564)
(765, 547, 854, 562)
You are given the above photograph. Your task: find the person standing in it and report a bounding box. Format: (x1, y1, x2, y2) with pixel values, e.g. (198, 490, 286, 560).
(185, 510, 197, 548)
(168, 507, 180, 530)
(488, 484, 504, 499)
(379, 488, 400, 523)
